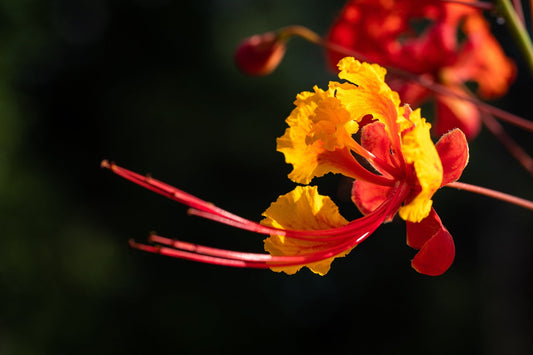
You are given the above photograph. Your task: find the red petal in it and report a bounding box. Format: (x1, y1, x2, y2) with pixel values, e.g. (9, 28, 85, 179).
(435, 128, 469, 186)
(352, 180, 394, 220)
(360, 121, 395, 167)
(406, 208, 440, 249)
(351, 121, 397, 220)
(406, 209, 455, 276)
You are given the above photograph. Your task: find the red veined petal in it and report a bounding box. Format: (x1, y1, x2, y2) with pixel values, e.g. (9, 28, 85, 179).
(435, 128, 469, 186)
(360, 121, 397, 169)
(351, 180, 394, 221)
(406, 208, 455, 276)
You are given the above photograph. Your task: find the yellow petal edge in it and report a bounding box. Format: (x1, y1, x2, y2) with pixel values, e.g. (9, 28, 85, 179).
(398, 108, 443, 223)
(260, 185, 351, 276)
(277, 85, 359, 184)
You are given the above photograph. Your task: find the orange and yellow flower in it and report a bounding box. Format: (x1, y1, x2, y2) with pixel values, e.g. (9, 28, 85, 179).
(105, 58, 469, 276)
(261, 57, 468, 275)
(326, 0, 515, 139)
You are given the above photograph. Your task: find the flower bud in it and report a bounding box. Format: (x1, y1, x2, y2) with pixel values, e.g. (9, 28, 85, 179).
(234, 32, 286, 76)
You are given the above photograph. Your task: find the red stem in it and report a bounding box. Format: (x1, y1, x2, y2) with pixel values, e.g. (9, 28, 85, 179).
(440, 0, 494, 10)
(446, 181, 533, 211)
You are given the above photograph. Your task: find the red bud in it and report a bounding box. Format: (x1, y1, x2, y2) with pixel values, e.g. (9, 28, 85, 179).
(234, 32, 286, 76)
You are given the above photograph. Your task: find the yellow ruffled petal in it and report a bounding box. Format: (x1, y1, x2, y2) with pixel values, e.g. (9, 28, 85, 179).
(277, 85, 360, 184)
(260, 185, 351, 276)
(334, 58, 403, 138)
(278, 58, 408, 185)
(398, 108, 443, 223)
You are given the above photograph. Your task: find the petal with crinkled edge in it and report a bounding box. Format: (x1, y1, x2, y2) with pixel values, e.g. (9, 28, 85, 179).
(261, 186, 350, 275)
(398, 108, 443, 222)
(277, 85, 359, 184)
(334, 58, 403, 144)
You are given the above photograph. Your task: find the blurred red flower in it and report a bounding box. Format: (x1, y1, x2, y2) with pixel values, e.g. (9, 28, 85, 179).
(326, 0, 516, 139)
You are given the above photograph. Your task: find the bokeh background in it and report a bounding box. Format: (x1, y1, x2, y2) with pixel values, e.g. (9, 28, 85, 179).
(1, 0, 532, 354)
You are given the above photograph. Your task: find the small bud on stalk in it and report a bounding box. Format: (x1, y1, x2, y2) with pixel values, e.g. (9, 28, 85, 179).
(234, 32, 287, 76)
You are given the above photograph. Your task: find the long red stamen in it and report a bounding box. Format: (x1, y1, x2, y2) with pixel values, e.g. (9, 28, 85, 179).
(105, 161, 409, 270)
(102, 160, 405, 240)
(148, 233, 367, 262)
(130, 228, 371, 269)
(185, 188, 396, 242)
(321, 149, 397, 186)
(350, 140, 403, 180)
(101, 160, 253, 226)
(129, 239, 265, 268)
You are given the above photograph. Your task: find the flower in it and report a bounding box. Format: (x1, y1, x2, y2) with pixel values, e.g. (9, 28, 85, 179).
(104, 58, 469, 276)
(326, 0, 515, 140)
(268, 57, 469, 275)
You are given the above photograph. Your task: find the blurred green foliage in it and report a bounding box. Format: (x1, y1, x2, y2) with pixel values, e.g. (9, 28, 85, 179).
(0, 1, 531, 354)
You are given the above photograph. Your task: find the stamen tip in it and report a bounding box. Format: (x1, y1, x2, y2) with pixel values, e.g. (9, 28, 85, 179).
(100, 159, 111, 169)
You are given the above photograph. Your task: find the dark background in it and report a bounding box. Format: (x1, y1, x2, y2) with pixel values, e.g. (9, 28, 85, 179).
(0, 0, 532, 354)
